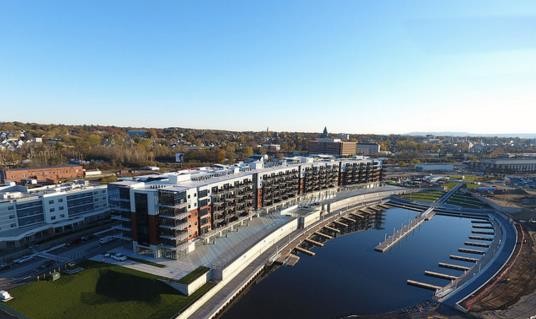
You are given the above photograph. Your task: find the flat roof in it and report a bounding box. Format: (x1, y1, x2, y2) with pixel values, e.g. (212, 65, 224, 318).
(3, 164, 83, 172)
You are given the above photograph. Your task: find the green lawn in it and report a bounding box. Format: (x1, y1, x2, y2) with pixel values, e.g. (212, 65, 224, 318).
(6, 261, 214, 319)
(401, 190, 445, 202)
(446, 193, 490, 209)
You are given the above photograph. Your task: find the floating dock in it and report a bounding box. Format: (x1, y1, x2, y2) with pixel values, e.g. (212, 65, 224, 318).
(375, 207, 435, 253)
(439, 262, 470, 271)
(458, 247, 486, 255)
(469, 235, 493, 241)
(305, 238, 324, 247)
(407, 279, 441, 291)
(286, 254, 300, 266)
(350, 212, 364, 219)
(472, 230, 495, 235)
(450, 254, 479, 263)
(324, 225, 340, 233)
(465, 241, 490, 248)
(472, 225, 494, 230)
(334, 220, 349, 227)
(471, 220, 491, 224)
(295, 246, 315, 256)
(424, 270, 458, 281)
(315, 231, 333, 240)
(341, 216, 356, 223)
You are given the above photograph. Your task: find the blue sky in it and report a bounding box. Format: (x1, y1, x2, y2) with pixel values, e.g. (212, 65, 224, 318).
(1, 0, 535, 134)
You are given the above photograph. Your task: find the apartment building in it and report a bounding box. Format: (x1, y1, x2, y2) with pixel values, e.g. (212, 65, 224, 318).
(0, 181, 109, 249)
(474, 158, 536, 174)
(109, 156, 383, 260)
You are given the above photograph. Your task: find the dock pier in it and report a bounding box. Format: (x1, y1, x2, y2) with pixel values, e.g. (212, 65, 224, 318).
(465, 241, 490, 248)
(295, 246, 315, 256)
(458, 247, 486, 255)
(449, 254, 479, 263)
(438, 262, 470, 271)
(304, 238, 324, 247)
(424, 270, 458, 281)
(407, 279, 441, 291)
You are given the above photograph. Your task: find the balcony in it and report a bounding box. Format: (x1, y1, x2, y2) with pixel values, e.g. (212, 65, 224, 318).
(159, 218, 188, 230)
(112, 214, 130, 222)
(160, 227, 188, 239)
(114, 224, 131, 232)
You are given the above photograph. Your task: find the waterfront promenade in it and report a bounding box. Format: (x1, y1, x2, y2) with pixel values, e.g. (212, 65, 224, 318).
(184, 187, 405, 319)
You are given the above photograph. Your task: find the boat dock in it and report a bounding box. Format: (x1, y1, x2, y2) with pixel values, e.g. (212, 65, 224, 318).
(424, 270, 458, 281)
(439, 262, 470, 271)
(407, 279, 442, 291)
(450, 254, 479, 263)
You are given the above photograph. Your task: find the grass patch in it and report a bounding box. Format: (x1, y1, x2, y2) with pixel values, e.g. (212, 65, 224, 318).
(446, 192, 490, 209)
(178, 266, 210, 285)
(401, 190, 445, 202)
(6, 261, 214, 319)
(127, 256, 166, 268)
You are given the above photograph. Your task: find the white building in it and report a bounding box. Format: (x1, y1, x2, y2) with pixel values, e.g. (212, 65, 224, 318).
(0, 181, 109, 249)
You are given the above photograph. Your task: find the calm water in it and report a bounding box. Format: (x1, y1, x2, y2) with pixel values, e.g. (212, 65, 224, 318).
(220, 208, 475, 319)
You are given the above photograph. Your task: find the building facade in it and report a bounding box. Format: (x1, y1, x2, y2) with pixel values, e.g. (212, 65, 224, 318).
(307, 127, 357, 157)
(357, 143, 381, 156)
(109, 156, 383, 260)
(474, 158, 536, 174)
(0, 181, 109, 249)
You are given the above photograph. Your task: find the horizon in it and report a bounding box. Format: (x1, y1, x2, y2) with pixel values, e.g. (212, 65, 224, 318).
(2, 121, 536, 139)
(1, 1, 536, 134)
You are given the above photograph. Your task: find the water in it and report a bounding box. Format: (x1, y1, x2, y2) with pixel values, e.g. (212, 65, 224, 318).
(220, 208, 475, 319)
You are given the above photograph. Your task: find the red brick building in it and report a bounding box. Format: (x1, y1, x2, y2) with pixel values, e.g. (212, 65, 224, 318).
(1, 165, 84, 184)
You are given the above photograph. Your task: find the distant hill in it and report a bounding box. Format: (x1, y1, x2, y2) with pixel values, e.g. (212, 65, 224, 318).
(406, 132, 536, 139)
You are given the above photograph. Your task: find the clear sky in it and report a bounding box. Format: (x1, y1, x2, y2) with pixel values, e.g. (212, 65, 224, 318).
(1, 0, 535, 134)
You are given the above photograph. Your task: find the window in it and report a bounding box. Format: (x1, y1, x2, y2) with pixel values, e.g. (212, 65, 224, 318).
(60, 214, 65, 218)
(11, 223, 16, 228)
(51, 216, 56, 220)
(59, 206, 64, 210)
(194, 193, 197, 197)
(8, 206, 14, 210)
(9, 215, 15, 219)
(187, 195, 191, 199)
(49, 200, 54, 204)
(58, 199, 63, 203)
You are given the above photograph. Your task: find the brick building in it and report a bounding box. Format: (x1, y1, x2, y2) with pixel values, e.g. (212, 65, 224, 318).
(1, 165, 84, 184)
